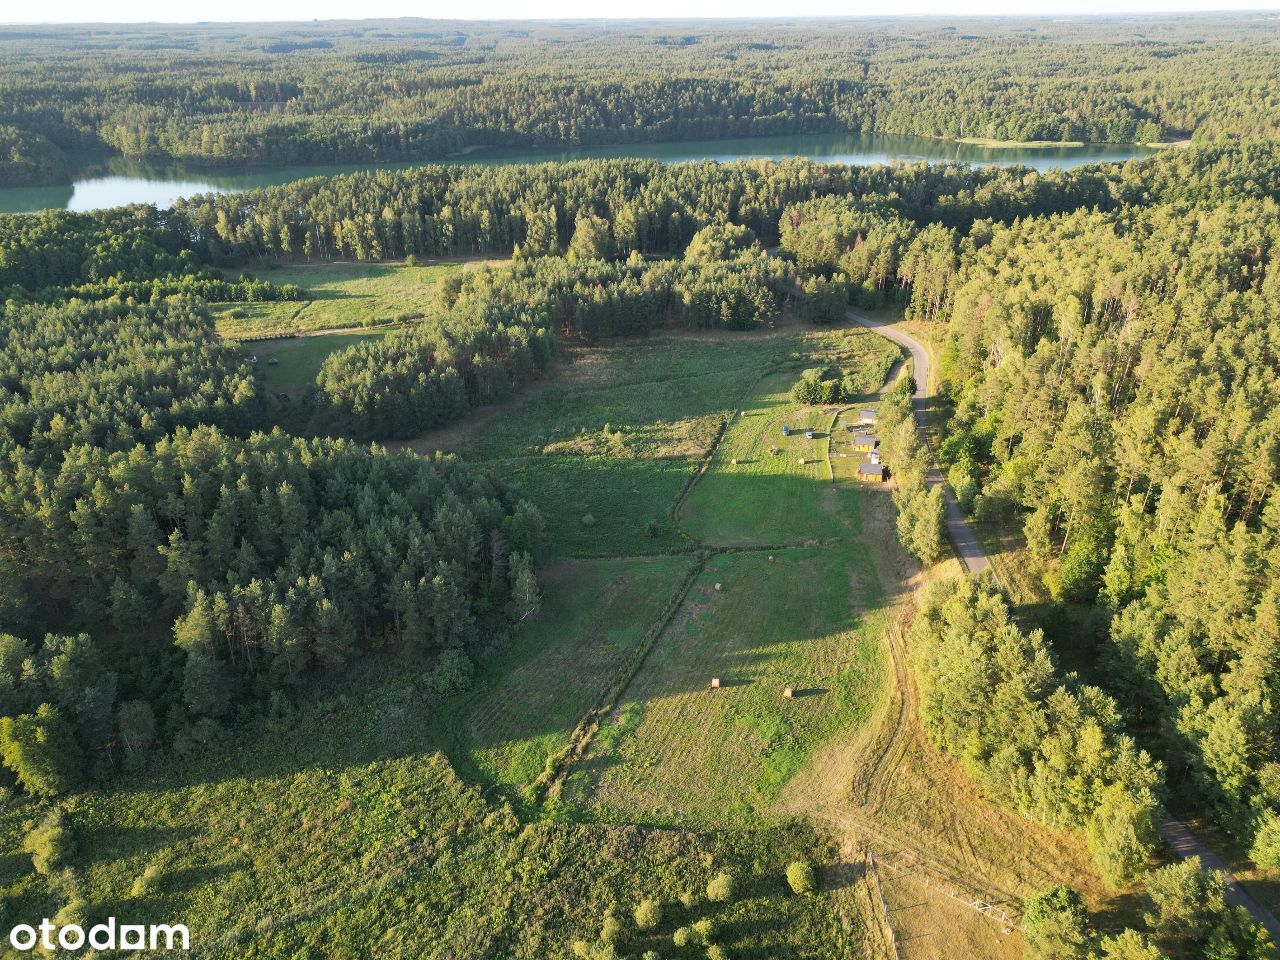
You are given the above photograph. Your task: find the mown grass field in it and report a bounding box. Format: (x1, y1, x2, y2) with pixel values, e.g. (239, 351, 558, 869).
(565, 544, 887, 827)
(214, 260, 459, 338)
(681, 373, 843, 547)
(434, 555, 695, 798)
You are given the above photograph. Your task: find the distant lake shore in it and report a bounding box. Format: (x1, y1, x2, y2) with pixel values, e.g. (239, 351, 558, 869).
(0, 130, 1158, 214)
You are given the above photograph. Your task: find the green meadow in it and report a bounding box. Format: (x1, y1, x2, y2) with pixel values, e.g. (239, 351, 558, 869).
(0, 321, 904, 958)
(214, 260, 460, 338)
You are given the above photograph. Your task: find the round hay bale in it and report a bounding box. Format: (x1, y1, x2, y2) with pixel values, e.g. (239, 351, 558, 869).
(730, 458, 737, 465)
(714, 582, 723, 592)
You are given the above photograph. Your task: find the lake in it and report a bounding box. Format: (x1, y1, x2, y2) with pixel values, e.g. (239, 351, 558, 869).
(0, 131, 1157, 214)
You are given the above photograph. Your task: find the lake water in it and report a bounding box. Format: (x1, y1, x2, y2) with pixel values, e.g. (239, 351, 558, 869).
(0, 131, 1157, 214)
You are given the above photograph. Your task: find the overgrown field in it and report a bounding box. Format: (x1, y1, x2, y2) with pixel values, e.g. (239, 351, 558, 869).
(0, 655, 851, 960)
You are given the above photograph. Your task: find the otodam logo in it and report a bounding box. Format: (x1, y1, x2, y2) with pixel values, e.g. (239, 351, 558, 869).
(8, 918, 190, 952)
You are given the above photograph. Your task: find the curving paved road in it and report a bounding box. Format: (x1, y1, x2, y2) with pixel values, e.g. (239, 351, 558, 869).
(845, 308, 988, 576)
(844, 306, 1280, 945)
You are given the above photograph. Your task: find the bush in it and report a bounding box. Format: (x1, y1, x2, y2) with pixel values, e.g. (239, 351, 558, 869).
(600, 913, 623, 945)
(24, 811, 74, 875)
(705, 871, 735, 902)
(786, 859, 816, 895)
(691, 918, 717, 944)
(1250, 809, 1280, 868)
(634, 897, 663, 931)
(673, 926, 692, 948)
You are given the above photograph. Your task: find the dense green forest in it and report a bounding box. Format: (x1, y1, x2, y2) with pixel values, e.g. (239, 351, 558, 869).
(3, 105, 1280, 951)
(3, 15, 1280, 185)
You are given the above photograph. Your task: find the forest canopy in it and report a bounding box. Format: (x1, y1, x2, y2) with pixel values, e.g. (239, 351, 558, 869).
(2, 15, 1278, 185)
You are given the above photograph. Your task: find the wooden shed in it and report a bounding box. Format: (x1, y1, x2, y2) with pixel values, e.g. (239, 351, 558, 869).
(852, 431, 879, 452)
(857, 460, 886, 484)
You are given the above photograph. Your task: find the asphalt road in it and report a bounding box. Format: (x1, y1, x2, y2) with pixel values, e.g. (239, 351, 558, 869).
(845, 306, 1280, 945)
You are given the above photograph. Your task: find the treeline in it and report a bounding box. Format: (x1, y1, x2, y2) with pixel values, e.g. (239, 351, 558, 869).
(0, 427, 541, 794)
(313, 229, 791, 439)
(1023, 862, 1271, 960)
(913, 578, 1162, 889)
(0, 290, 541, 795)
(0, 125, 67, 186)
(900, 191, 1280, 859)
(169, 142, 1280, 270)
(0, 207, 300, 303)
(6, 16, 1279, 184)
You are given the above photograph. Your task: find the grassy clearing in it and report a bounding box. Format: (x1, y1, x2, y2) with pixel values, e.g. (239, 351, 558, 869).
(680, 374, 845, 547)
(495, 456, 695, 558)
(564, 544, 887, 828)
(213, 260, 459, 338)
(435, 555, 695, 798)
(244, 329, 393, 395)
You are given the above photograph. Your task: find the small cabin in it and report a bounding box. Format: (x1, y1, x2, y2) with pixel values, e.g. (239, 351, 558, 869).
(868, 449, 881, 465)
(710, 677, 721, 689)
(858, 460, 886, 483)
(852, 431, 878, 452)
(859, 409, 877, 425)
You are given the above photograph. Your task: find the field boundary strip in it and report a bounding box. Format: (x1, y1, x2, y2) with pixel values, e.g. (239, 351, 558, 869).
(535, 554, 708, 805)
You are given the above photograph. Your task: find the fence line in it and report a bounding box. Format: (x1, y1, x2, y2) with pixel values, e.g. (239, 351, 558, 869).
(866, 851, 901, 960)
(871, 847, 1019, 931)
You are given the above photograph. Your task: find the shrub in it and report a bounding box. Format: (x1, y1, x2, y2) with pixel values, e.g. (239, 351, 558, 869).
(1250, 809, 1280, 869)
(634, 897, 663, 931)
(24, 811, 74, 875)
(600, 913, 623, 945)
(1023, 884, 1089, 960)
(673, 926, 692, 948)
(786, 859, 816, 895)
(705, 871, 735, 902)
(691, 918, 717, 944)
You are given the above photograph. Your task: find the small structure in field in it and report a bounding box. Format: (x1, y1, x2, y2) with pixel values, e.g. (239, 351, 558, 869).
(859, 409, 877, 425)
(768, 555, 775, 562)
(798, 457, 806, 465)
(783, 686, 794, 699)
(714, 582, 723, 592)
(858, 460, 886, 483)
(782, 424, 792, 436)
(710, 677, 721, 689)
(852, 430, 878, 452)
(868, 449, 881, 464)
(805, 429, 815, 439)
